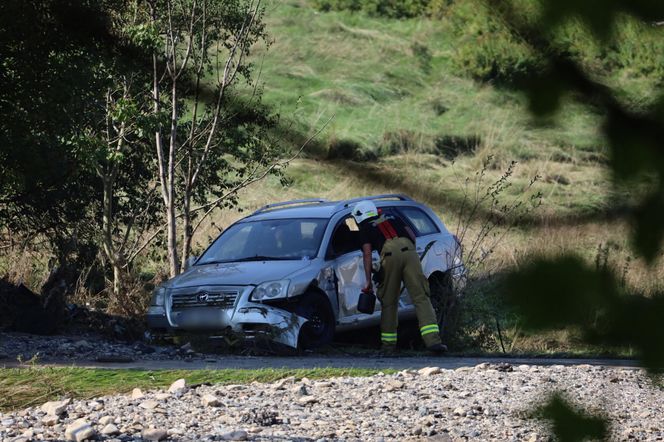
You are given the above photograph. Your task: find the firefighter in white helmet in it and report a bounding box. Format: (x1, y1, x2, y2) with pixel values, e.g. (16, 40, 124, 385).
(352, 200, 446, 353)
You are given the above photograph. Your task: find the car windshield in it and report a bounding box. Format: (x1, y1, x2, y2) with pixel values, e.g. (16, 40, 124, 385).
(197, 218, 328, 264)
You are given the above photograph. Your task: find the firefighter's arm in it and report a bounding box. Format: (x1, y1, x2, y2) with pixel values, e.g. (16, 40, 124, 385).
(361, 243, 373, 291)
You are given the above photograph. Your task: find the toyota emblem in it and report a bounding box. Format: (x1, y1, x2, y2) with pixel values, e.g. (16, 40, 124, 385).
(197, 292, 209, 303)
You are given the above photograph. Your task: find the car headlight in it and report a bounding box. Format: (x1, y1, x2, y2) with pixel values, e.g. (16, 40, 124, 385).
(251, 280, 290, 301)
(150, 287, 167, 306)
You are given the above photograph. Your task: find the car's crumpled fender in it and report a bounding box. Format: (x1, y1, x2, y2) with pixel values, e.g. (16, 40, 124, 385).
(421, 238, 467, 293)
(235, 304, 308, 348)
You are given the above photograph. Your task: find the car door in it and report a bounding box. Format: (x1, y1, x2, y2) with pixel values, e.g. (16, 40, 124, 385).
(325, 216, 382, 326)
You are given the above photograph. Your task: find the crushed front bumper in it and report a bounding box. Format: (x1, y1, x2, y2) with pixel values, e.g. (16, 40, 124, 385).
(162, 286, 308, 348)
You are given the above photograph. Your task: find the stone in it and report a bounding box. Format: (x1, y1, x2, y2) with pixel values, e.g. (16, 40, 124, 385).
(101, 424, 120, 436)
(88, 400, 103, 411)
(201, 394, 221, 407)
(168, 378, 186, 393)
(41, 399, 71, 416)
(220, 430, 249, 440)
(99, 416, 114, 425)
(384, 380, 405, 392)
(64, 419, 95, 442)
(273, 376, 295, 390)
(139, 400, 160, 410)
(418, 366, 442, 377)
(142, 428, 168, 441)
(155, 393, 171, 400)
(42, 415, 59, 426)
(131, 388, 144, 399)
(298, 396, 318, 405)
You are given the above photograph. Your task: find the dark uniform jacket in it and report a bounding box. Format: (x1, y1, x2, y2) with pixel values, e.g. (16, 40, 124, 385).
(358, 213, 412, 254)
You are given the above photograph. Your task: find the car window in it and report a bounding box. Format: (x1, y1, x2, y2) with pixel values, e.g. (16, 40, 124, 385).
(197, 218, 327, 264)
(328, 216, 360, 258)
(397, 207, 440, 236)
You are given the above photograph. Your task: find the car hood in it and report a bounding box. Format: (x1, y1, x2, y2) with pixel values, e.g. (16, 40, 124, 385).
(165, 260, 313, 289)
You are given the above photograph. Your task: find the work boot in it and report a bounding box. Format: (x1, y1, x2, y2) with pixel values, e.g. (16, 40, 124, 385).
(377, 344, 398, 357)
(427, 343, 448, 355)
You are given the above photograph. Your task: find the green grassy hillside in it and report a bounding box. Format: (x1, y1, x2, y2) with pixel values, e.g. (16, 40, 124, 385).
(255, 0, 604, 160)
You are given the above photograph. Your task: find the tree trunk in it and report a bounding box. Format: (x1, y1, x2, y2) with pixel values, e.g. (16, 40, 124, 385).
(166, 79, 180, 277)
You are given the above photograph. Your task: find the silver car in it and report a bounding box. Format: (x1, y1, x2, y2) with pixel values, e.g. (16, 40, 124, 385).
(147, 194, 465, 349)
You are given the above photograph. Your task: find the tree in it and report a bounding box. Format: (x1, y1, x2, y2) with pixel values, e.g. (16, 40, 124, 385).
(132, 0, 288, 277)
(1, 0, 162, 311)
(0, 0, 126, 267)
(92, 75, 162, 305)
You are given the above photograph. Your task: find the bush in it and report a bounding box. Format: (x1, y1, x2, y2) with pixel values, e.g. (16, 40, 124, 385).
(327, 137, 378, 161)
(598, 17, 664, 80)
(447, 1, 664, 89)
(312, 0, 430, 18)
(447, 0, 541, 84)
(379, 130, 422, 155)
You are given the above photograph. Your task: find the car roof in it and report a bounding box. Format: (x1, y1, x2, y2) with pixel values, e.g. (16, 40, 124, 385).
(241, 194, 421, 222)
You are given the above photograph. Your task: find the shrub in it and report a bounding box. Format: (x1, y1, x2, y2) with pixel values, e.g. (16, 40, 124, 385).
(327, 137, 378, 161)
(447, 0, 541, 84)
(312, 0, 430, 18)
(379, 130, 423, 155)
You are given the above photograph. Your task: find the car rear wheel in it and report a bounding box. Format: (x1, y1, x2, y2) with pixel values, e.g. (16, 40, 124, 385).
(293, 291, 335, 350)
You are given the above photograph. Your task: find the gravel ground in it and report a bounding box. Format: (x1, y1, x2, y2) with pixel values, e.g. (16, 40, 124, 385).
(1, 363, 663, 441)
(0, 332, 206, 363)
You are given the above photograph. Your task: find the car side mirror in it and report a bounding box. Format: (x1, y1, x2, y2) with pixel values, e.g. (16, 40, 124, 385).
(184, 256, 198, 270)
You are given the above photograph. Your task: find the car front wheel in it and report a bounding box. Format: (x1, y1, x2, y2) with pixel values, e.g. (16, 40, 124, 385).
(292, 291, 335, 350)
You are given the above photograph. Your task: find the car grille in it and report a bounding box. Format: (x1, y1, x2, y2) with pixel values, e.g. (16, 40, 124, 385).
(171, 290, 239, 310)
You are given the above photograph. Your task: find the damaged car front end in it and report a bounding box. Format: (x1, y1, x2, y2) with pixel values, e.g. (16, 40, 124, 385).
(148, 216, 331, 349)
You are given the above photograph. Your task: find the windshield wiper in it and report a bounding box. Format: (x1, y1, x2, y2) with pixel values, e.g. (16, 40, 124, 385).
(232, 255, 296, 262)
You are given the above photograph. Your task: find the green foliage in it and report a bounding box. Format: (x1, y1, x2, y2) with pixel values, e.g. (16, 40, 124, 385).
(447, 0, 540, 83)
(313, 0, 430, 18)
(495, 2, 664, 436)
(0, 0, 132, 263)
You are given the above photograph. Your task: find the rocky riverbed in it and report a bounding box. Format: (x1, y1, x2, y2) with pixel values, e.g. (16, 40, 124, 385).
(1, 363, 662, 441)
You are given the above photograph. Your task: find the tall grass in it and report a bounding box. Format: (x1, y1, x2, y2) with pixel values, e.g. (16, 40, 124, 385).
(253, 0, 604, 162)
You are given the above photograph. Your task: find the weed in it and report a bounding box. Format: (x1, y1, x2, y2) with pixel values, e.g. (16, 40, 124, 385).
(435, 156, 542, 350)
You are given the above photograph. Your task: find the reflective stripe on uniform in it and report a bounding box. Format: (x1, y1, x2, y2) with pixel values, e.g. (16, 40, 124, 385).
(381, 332, 397, 342)
(420, 324, 440, 336)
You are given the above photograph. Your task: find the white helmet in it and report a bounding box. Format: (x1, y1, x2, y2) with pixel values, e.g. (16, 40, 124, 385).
(351, 200, 378, 224)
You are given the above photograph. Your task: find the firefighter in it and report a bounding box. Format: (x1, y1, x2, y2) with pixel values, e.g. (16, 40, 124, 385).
(352, 200, 447, 354)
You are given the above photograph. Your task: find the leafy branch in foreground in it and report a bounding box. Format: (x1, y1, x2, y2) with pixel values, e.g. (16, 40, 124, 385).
(490, 0, 664, 439)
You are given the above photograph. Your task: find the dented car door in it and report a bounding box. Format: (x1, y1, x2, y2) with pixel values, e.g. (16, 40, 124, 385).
(334, 249, 382, 326)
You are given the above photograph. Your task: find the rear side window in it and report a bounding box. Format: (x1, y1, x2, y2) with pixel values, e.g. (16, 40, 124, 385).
(397, 207, 440, 236)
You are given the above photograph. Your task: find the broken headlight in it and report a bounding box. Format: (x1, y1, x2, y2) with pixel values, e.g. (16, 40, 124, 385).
(150, 287, 166, 306)
(251, 280, 290, 301)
